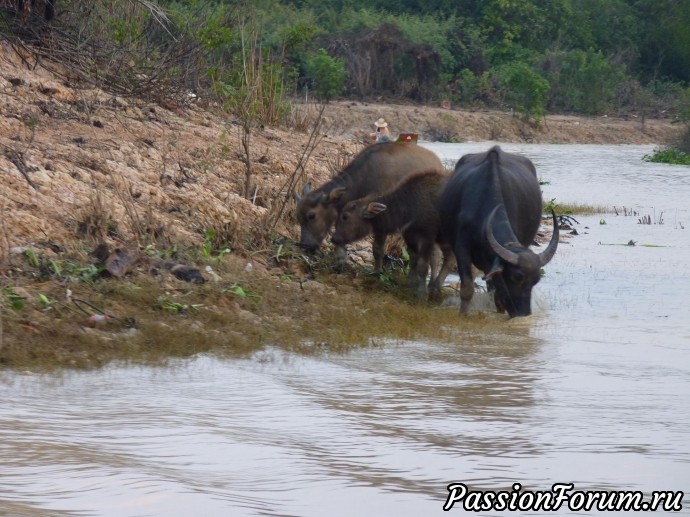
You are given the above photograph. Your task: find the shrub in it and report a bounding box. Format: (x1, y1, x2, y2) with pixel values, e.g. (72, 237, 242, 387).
(304, 48, 347, 101)
(453, 69, 492, 106)
(494, 61, 550, 124)
(544, 49, 625, 114)
(642, 147, 690, 165)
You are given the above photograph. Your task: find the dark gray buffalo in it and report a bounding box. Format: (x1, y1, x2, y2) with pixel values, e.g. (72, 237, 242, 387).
(330, 169, 455, 300)
(295, 142, 444, 265)
(434, 145, 559, 317)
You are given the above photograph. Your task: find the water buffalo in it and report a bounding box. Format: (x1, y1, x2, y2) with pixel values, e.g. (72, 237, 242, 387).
(295, 142, 444, 266)
(434, 145, 558, 317)
(331, 169, 455, 300)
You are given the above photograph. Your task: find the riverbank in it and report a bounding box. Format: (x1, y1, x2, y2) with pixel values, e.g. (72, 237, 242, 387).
(323, 100, 682, 146)
(0, 43, 683, 369)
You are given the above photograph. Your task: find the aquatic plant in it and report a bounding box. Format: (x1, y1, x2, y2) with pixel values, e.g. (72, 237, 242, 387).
(543, 199, 606, 215)
(642, 147, 690, 165)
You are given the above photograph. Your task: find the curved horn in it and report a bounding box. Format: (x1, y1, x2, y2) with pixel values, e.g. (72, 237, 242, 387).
(487, 206, 519, 265)
(302, 182, 312, 195)
(539, 210, 559, 266)
(294, 182, 311, 203)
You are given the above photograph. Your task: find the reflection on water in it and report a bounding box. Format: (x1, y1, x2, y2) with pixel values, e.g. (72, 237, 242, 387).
(1, 144, 690, 516)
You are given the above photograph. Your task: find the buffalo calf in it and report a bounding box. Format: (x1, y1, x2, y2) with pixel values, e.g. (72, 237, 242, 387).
(295, 142, 443, 267)
(331, 169, 454, 300)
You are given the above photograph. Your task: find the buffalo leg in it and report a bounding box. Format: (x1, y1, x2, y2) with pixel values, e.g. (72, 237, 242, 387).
(403, 238, 421, 292)
(429, 244, 456, 301)
(372, 232, 387, 272)
(454, 245, 474, 314)
(414, 255, 430, 300)
(333, 244, 348, 270)
(485, 278, 506, 313)
(429, 245, 442, 282)
(408, 238, 433, 300)
(406, 248, 420, 290)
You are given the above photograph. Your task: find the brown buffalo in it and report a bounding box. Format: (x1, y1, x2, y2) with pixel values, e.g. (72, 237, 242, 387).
(295, 142, 444, 266)
(331, 169, 455, 300)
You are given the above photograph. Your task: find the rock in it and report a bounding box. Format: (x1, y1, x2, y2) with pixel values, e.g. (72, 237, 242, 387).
(104, 247, 141, 277)
(237, 308, 261, 325)
(204, 265, 222, 282)
(169, 264, 205, 283)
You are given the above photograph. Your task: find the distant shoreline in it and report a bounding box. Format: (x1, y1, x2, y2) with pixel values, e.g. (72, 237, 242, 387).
(322, 100, 682, 146)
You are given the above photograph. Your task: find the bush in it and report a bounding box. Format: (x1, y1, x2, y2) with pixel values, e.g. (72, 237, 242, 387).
(304, 48, 347, 101)
(642, 147, 690, 165)
(453, 69, 491, 106)
(494, 61, 550, 124)
(0, 0, 216, 104)
(544, 49, 625, 114)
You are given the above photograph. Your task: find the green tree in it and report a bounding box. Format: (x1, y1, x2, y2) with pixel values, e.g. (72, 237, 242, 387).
(304, 48, 347, 101)
(565, 0, 639, 58)
(480, 0, 570, 55)
(545, 49, 625, 114)
(636, 0, 690, 83)
(495, 61, 550, 124)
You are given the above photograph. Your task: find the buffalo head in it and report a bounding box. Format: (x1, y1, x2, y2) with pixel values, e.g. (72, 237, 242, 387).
(485, 208, 559, 317)
(331, 200, 386, 247)
(295, 183, 346, 252)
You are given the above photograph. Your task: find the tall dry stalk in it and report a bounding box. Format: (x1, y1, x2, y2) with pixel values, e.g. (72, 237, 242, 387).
(76, 173, 112, 242)
(235, 20, 258, 200)
(111, 172, 165, 245)
(0, 196, 10, 272)
(266, 103, 330, 232)
(219, 16, 287, 201)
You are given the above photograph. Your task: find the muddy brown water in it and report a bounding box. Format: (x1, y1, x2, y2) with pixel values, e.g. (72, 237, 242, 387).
(1, 144, 689, 516)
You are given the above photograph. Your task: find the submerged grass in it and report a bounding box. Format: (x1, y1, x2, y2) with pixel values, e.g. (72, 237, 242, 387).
(544, 199, 608, 215)
(557, 202, 608, 215)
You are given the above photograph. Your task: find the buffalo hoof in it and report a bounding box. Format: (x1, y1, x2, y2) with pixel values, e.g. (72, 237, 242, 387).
(299, 244, 319, 254)
(428, 286, 443, 303)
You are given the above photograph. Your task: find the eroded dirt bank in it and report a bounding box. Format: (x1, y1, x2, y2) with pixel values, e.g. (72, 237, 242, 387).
(0, 43, 683, 369)
(324, 100, 681, 146)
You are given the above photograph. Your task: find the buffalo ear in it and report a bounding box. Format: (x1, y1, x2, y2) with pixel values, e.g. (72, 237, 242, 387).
(362, 202, 387, 219)
(482, 257, 504, 281)
(327, 187, 346, 204)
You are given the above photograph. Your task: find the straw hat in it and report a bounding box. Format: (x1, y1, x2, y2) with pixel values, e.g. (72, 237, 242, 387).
(374, 118, 388, 128)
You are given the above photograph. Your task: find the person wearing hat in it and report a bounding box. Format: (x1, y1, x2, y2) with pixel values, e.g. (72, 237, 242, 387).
(371, 118, 392, 143)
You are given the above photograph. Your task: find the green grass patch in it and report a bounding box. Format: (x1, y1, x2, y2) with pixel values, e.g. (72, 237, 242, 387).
(544, 198, 607, 215)
(642, 147, 690, 165)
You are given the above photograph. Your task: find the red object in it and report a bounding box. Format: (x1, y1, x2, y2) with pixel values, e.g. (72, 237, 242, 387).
(86, 314, 110, 324)
(396, 133, 418, 143)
